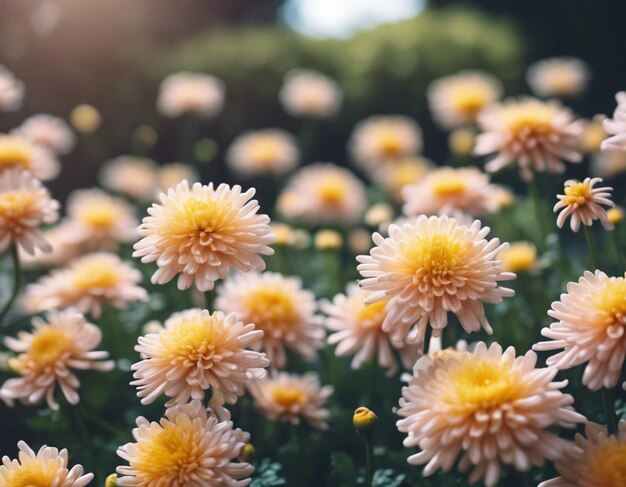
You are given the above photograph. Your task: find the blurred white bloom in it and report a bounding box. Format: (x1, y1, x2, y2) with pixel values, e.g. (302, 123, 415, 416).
(369, 156, 432, 202)
(527, 57, 590, 98)
(601, 91, 626, 152)
(156, 162, 199, 193)
(70, 104, 101, 134)
(157, 72, 225, 118)
(279, 69, 342, 118)
(0, 134, 59, 181)
(227, 129, 299, 177)
(19, 222, 82, 269)
(0, 65, 24, 112)
(99, 156, 158, 202)
(13, 114, 75, 155)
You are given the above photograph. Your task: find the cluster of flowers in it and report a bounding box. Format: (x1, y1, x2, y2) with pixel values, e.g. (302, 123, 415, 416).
(0, 52, 625, 487)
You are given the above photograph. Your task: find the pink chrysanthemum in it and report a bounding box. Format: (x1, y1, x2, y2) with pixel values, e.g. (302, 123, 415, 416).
(157, 72, 225, 118)
(0, 134, 59, 181)
(0, 65, 24, 112)
(601, 91, 626, 152)
(226, 129, 299, 178)
(279, 69, 342, 118)
(13, 114, 75, 155)
(553, 177, 614, 232)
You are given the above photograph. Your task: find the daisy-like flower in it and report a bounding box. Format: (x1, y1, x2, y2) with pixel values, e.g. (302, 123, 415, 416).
(1, 441, 93, 486)
(117, 400, 253, 487)
(554, 177, 614, 232)
(63, 189, 138, 250)
(134, 180, 274, 291)
(0, 169, 59, 255)
(474, 98, 583, 180)
(592, 150, 626, 178)
(0, 310, 113, 410)
(539, 421, 626, 487)
(156, 162, 199, 193)
(279, 69, 342, 118)
(534, 270, 626, 391)
(527, 57, 590, 98)
(0, 65, 24, 112)
(369, 156, 432, 202)
(215, 272, 324, 368)
(602, 92, 626, 152)
(402, 166, 499, 217)
(349, 115, 422, 170)
(428, 70, 502, 129)
(99, 156, 158, 202)
(226, 129, 299, 178)
(277, 163, 367, 226)
(13, 114, 75, 155)
(131, 309, 269, 407)
(247, 371, 333, 429)
(321, 282, 418, 376)
(0, 134, 59, 180)
(397, 342, 585, 487)
(23, 252, 148, 318)
(157, 72, 225, 118)
(498, 242, 538, 273)
(357, 215, 515, 345)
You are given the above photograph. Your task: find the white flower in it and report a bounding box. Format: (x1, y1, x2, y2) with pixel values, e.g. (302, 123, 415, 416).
(553, 177, 614, 232)
(0, 65, 24, 112)
(13, 114, 75, 155)
(226, 129, 299, 177)
(157, 72, 225, 118)
(601, 91, 626, 152)
(279, 69, 342, 118)
(527, 57, 590, 98)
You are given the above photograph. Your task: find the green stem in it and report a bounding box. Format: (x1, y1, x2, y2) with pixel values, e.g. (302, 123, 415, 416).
(0, 244, 22, 325)
(583, 226, 600, 270)
(178, 112, 199, 165)
(601, 388, 618, 435)
(528, 176, 547, 250)
(611, 230, 626, 270)
(363, 431, 375, 487)
(423, 325, 433, 355)
(203, 290, 213, 310)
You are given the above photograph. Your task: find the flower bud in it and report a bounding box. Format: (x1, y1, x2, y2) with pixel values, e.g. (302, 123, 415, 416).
(105, 474, 119, 487)
(353, 406, 378, 433)
(608, 207, 624, 226)
(239, 443, 255, 462)
(70, 104, 101, 134)
(314, 229, 343, 250)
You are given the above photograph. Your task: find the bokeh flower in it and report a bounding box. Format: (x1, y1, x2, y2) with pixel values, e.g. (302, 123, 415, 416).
(70, 104, 101, 134)
(117, 400, 253, 487)
(215, 272, 324, 368)
(23, 252, 148, 318)
(1, 441, 93, 486)
(277, 163, 367, 226)
(157, 72, 225, 118)
(591, 150, 626, 178)
(134, 180, 274, 291)
(321, 282, 418, 376)
(474, 98, 583, 180)
(0, 134, 60, 180)
(397, 342, 585, 487)
(0, 310, 113, 410)
(14, 114, 75, 155)
(582, 116, 607, 154)
(369, 156, 432, 202)
(99, 156, 157, 202)
(402, 166, 499, 217)
(0, 65, 24, 112)
(247, 371, 333, 429)
(0, 168, 59, 255)
(18, 222, 81, 269)
(279, 69, 342, 118)
(428, 70, 502, 129)
(602, 91, 626, 152)
(498, 242, 538, 273)
(527, 57, 590, 98)
(226, 129, 299, 178)
(534, 270, 626, 390)
(539, 421, 626, 487)
(131, 309, 269, 406)
(554, 177, 614, 232)
(156, 162, 199, 193)
(357, 215, 515, 345)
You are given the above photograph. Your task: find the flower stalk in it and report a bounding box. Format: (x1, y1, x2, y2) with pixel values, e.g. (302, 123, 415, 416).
(0, 244, 22, 325)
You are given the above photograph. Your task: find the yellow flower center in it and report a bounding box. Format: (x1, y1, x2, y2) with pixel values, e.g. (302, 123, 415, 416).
(562, 181, 592, 206)
(77, 204, 119, 228)
(0, 191, 38, 219)
(249, 138, 281, 167)
(356, 299, 387, 329)
(244, 287, 298, 333)
(498, 242, 537, 273)
(316, 178, 346, 205)
(451, 88, 489, 117)
(390, 161, 426, 188)
(28, 326, 72, 370)
(547, 70, 579, 95)
(271, 385, 307, 408)
(503, 103, 556, 137)
(2, 458, 62, 487)
(430, 173, 468, 197)
(159, 317, 226, 362)
(377, 130, 404, 158)
(402, 234, 465, 291)
(134, 421, 202, 484)
(0, 140, 33, 172)
(587, 441, 626, 487)
(179, 197, 228, 236)
(593, 278, 626, 327)
(72, 262, 121, 291)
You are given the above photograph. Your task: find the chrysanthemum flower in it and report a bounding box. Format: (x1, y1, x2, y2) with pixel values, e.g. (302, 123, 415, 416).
(99, 156, 158, 202)
(131, 309, 269, 406)
(63, 189, 138, 250)
(0, 169, 59, 255)
(357, 215, 515, 345)
(279, 69, 342, 118)
(349, 115, 422, 170)
(539, 421, 626, 487)
(554, 177, 614, 232)
(369, 156, 432, 202)
(156, 162, 199, 193)
(0, 134, 59, 180)
(19, 222, 81, 269)
(226, 129, 299, 178)
(498, 242, 538, 273)
(474, 98, 583, 180)
(602, 92, 626, 152)
(582, 116, 608, 154)
(491, 184, 516, 211)
(592, 150, 626, 179)
(397, 342, 585, 487)
(70, 104, 101, 134)
(534, 270, 626, 390)
(1, 441, 93, 486)
(0, 65, 24, 112)
(402, 166, 499, 217)
(321, 282, 418, 376)
(157, 72, 225, 118)
(134, 180, 274, 291)
(527, 57, 590, 98)
(277, 163, 367, 226)
(117, 400, 253, 487)
(247, 371, 333, 429)
(0, 310, 113, 410)
(13, 114, 75, 155)
(428, 70, 502, 129)
(215, 272, 324, 368)
(23, 252, 148, 318)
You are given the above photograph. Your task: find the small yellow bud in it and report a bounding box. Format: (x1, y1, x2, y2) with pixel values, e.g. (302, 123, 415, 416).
(105, 474, 119, 487)
(448, 128, 475, 157)
(608, 207, 624, 226)
(498, 242, 538, 273)
(271, 223, 295, 246)
(364, 203, 393, 228)
(239, 443, 255, 462)
(353, 407, 378, 433)
(314, 229, 343, 250)
(133, 125, 158, 149)
(70, 104, 101, 134)
(581, 118, 607, 153)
